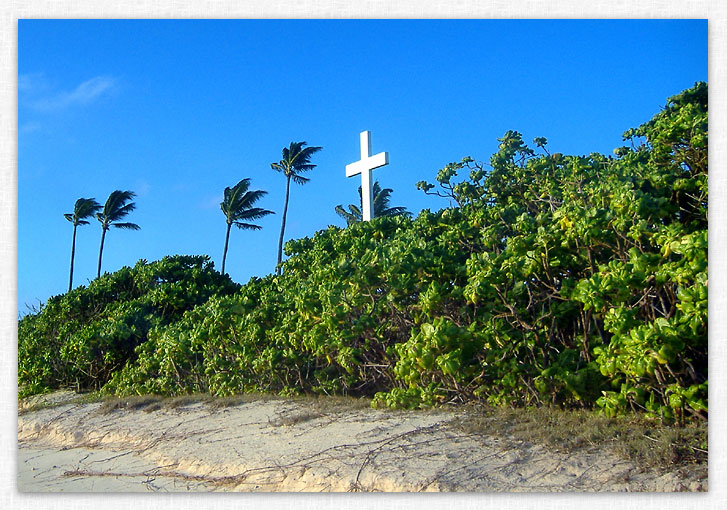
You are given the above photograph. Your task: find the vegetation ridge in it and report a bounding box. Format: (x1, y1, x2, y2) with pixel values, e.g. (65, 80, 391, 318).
(19, 83, 707, 427)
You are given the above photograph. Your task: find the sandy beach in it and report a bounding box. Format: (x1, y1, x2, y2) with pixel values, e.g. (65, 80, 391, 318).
(17, 391, 706, 492)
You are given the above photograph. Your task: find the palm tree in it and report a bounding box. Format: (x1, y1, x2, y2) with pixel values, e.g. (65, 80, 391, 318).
(96, 190, 140, 278)
(271, 141, 322, 274)
(220, 178, 274, 275)
(335, 180, 411, 226)
(64, 197, 102, 292)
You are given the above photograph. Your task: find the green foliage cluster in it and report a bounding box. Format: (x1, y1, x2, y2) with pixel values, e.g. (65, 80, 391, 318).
(18, 255, 239, 397)
(19, 83, 707, 424)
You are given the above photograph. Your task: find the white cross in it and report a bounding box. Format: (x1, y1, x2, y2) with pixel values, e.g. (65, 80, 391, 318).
(345, 131, 389, 221)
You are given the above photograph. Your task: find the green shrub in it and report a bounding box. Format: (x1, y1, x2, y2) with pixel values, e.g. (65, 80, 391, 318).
(18, 255, 239, 396)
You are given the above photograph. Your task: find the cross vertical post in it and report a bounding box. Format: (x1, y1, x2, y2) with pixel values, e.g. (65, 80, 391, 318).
(359, 131, 373, 222)
(345, 130, 389, 221)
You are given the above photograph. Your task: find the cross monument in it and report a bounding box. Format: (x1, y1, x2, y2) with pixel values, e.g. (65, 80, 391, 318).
(345, 130, 389, 221)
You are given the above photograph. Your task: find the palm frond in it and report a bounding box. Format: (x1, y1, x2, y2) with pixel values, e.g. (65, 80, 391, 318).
(237, 189, 268, 207)
(335, 204, 362, 226)
(291, 174, 310, 185)
(226, 179, 251, 205)
(223, 187, 241, 214)
(222, 185, 233, 205)
(221, 178, 273, 227)
(291, 148, 322, 170)
(339, 180, 409, 224)
(294, 144, 322, 158)
(380, 206, 412, 218)
(222, 183, 244, 219)
(66, 197, 102, 225)
(373, 185, 393, 204)
(233, 221, 263, 230)
(334, 204, 349, 217)
(224, 181, 270, 222)
(107, 202, 137, 222)
(272, 141, 322, 183)
(103, 190, 136, 214)
(75, 197, 102, 217)
(232, 178, 251, 192)
(291, 164, 316, 173)
(99, 190, 138, 227)
(232, 206, 274, 222)
(111, 222, 141, 230)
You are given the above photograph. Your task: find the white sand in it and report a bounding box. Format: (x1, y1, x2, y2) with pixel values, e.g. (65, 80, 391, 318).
(17, 392, 706, 492)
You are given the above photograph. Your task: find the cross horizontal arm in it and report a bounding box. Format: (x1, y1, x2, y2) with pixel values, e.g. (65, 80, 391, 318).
(345, 152, 389, 177)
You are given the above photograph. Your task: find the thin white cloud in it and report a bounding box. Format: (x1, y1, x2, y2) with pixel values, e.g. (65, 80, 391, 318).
(26, 76, 116, 112)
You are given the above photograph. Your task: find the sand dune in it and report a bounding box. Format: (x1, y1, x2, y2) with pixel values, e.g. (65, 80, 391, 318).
(17, 392, 706, 492)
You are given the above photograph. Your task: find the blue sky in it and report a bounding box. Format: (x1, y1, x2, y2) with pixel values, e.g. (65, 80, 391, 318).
(17, 19, 707, 312)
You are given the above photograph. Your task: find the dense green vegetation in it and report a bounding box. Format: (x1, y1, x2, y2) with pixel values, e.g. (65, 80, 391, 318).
(18, 255, 239, 397)
(19, 83, 707, 424)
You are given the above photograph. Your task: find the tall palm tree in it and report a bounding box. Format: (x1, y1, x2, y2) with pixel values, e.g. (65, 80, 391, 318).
(220, 178, 274, 275)
(271, 141, 322, 274)
(335, 180, 411, 226)
(96, 190, 140, 278)
(64, 197, 102, 292)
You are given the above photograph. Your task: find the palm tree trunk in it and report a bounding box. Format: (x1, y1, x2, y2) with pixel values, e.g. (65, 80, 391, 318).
(222, 222, 232, 275)
(97, 227, 107, 279)
(68, 224, 77, 293)
(276, 175, 292, 275)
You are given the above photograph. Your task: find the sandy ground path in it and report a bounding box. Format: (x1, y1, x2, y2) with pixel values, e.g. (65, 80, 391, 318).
(19, 446, 219, 492)
(17, 393, 704, 492)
